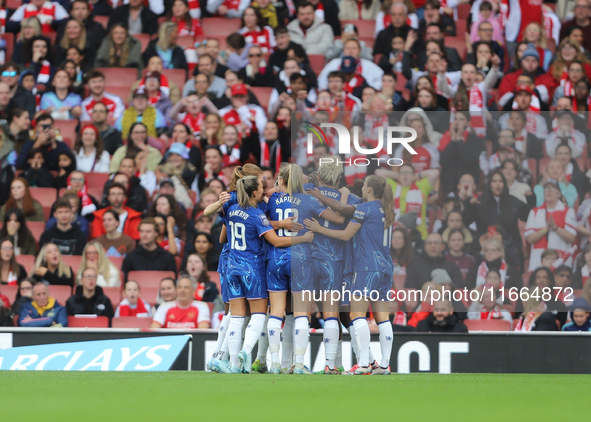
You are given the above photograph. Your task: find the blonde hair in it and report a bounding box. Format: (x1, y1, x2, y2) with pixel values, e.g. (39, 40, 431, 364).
(157, 22, 178, 51)
(317, 156, 342, 188)
(523, 22, 547, 49)
(483, 239, 505, 259)
(19, 17, 41, 42)
(77, 242, 115, 285)
(551, 38, 590, 81)
(60, 19, 87, 51)
(227, 164, 263, 192)
(278, 163, 304, 195)
(157, 163, 191, 193)
(522, 287, 544, 314)
(31, 243, 72, 278)
(236, 175, 260, 208)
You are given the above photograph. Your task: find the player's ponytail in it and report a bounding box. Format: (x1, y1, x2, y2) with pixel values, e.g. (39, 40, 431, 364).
(227, 163, 262, 192)
(366, 175, 395, 228)
(279, 163, 304, 195)
(236, 175, 260, 208)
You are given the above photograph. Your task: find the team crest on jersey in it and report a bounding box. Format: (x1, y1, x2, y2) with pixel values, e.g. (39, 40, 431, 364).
(259, 214, 270, 226)
(188, 312, 195, 319)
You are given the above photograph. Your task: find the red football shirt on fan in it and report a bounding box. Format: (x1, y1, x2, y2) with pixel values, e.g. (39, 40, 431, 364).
(152, 300, 210, 328)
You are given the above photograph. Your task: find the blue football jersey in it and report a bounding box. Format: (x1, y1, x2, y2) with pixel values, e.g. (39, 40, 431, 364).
(291, 192, 327, 260)
(266, 191, 296, 261)
(350, 200, 394, 276)
(342, 194, 363, 275)
(226, 204, 273, 269)
(312, 187, 362, 261)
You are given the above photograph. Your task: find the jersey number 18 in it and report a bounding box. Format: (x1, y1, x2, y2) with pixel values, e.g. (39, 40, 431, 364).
(276, 208, 298, 237)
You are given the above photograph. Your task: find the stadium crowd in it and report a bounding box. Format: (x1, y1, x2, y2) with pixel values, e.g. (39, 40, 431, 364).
(1, 0, 591, 373)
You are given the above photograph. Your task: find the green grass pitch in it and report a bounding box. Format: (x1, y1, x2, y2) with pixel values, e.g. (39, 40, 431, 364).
(1, 372, 589, 420)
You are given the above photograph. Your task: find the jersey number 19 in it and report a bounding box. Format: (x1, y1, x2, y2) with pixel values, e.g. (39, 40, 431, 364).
(229, 221, 247, 250)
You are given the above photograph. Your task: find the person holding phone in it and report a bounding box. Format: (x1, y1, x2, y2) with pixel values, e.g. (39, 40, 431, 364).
(16, 113, 71, 171)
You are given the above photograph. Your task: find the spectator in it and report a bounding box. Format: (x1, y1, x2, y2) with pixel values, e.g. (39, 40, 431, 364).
(554, 265, 574, 303)
(529, 267, 569, 327)
(22, 36, 57, 90)
(206, 0, 249, 17)
(115, 90, 168, 141)
(168, 89, 217, 138)
(0, 237, 26, 285)
(224, 32, 252, 72)
(572, 243, 591, 289)
(1, 63, 36, 118)
(133, 56, 182, 104)
(501, 159, 535, 206)
(307, 0, 341, 37)
(66, 267, 114, 319)
(390, 227, 414, 275)
(438, 111, 486, 193)
(218, 83, 267, 135)
(113, 159, 154, 205)
(18, 282, 68, 327)
(559, 0, 591, 52)
(7, 0, 69, 34)
(413, 23, 462, 72)
(108, 0, 158, 35)
(111, 121, 163, 173)
(184, 54, 227, 98)
(137, 71, 174, 120)
(77, 242, 120, 288)
(266, 26, 300, 79)
(462, 170, 530, 257)
(62, 58, 86, 98)
(318, 39, 383, 91)
(94, 209, 137, 258)
(11, 278, 34, 317)
(150, 275, 210, 328)
(287, 2, 334, 56)
(152, 214, 181, 256)
(91, 183, 142, 241)
(80, 69, 125, 122)
(183, 253, 220, 302)
(143, 22, 188, 71)
(155, 164, 194, 210)
(556, 144, 590, 201)
(202, 39, 229, 79)
(239, 6, 276, 55)
(6, 108, 32, 155)
(514, 287, 559, 331)
(57, 0, 106, 54)
(121, 218, 177, 281)
(380, 164, 439, 239)
(521, 22, 553, 71)
(115, 280, 152, 317)
(94, 23, 144, 75)
(168, 123, 202, 171)
(169, 0, 204, 37)
(91, 101, 123, 155)
(44, 190, 90, 239)
(374, 3, 412, 56)
(53, 150, 78, 190)
(163, 142, 198, 190)
(11, 17, 45, 66)
(470, 2, 503, 43)
(186, 231, 218, 271)
(39, 197, 87, 255)
(252, 0, 278, 29)
(73, 124, 110, 173)
(17, 113, 71, 171)
(404, 233, 463, 289)
(156, 276, 177, 308)
(0, 178, 45, 222)
(562, 298, 591, 331)
(30, 243, 74, 286)
(238, 45, 273, 87)
(545, 111, 586, 159)
(148, 193, 188, 241)
(54, 19, 96, 72)
(416, 299, 468, 333)
(0, 208, 37, 255)
(467, 284, 513, 327)
(444, 227, 476, 278)
(533, 159, 577, 208)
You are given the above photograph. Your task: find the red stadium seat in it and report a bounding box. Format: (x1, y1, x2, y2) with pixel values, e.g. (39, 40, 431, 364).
(525, 158, 538, 179)
(250, 87, 272, 112)
(443, 37, 466, 61)
(177, 35, 196, 50)
(88, 188, 104, 202)
(1, 285, 18, 305)
(359, 37, 374, 50)
(127, 271, 176, 289)
(29, 187, 57, 220)
(49, 285, 73, 307)
(15, 255, 35, 273)
(62, 255, 82, 274)
(3, 33, 14, 66)
(393, 274, 406, 290)
(574, 289, 582, 298)
(457, 3, 471, 20)
(93, 15, 109, 30)
(104, 85, 131, 107)
(455, 20, 467, 38)
(308, 55, 325, 76)
(202, 18, 241, 36)
(27, 221, 45, 242)
(394, 72, 407, 91)
(522, 272, 530, 287)
(112, 316, 153, 328)
(5, 0, 21, 9)
(67, 315, 109, 328)
(54, 119, 78, 144)
(85, 172, 111, 190)
(464, 319, 512, 331)
(103, 286, 121, 309)
(140, 287, 160, 306)
(340, 20, 375, 39)
(97, 68, 138, 87)
(132, 33, 152, 53)
(108, 256, 124, 270)
(162, 68, 188, 88)
(538, 157, 550, 177)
